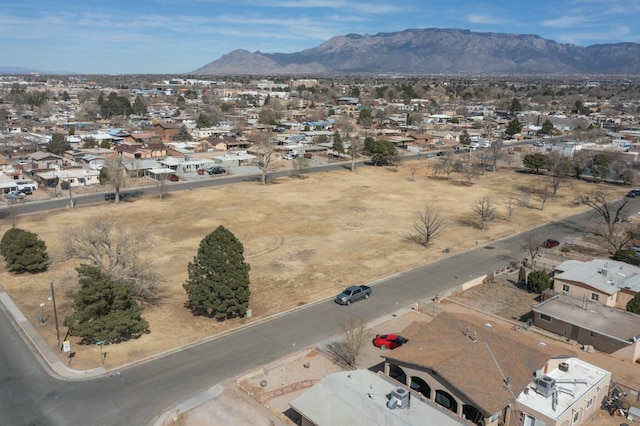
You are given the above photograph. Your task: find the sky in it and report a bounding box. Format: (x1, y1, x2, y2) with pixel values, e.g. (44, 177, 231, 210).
(2, 0, 640, 75)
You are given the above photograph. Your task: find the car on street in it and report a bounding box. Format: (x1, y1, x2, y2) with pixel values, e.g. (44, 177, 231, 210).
(627, 189, 640, 198)
(533, 141, 545, 147)
(207, 166, 226, 175)
(5, 191, 26, 200)
(335, 285, 371, 305)
(197, 169, 206, 175)
(168, 174, 179, 181)
(542, 239, 560, 248)
(372, 334, 408, 350)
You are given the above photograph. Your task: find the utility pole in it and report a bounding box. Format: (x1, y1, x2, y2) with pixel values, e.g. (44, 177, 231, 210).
(50, 281, 61, 350)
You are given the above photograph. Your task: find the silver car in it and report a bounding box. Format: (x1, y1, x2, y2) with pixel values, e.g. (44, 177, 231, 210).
(5, 191, 26, 200)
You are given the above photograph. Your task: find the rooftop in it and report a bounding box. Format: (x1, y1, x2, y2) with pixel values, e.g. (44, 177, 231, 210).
(554, 259, 640, 295)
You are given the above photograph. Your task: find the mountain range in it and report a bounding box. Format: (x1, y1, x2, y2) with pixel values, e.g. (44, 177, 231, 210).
(192, 28, 640, 76)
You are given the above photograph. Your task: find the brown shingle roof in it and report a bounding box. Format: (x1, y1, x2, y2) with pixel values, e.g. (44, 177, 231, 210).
(383, 313, 553, 414)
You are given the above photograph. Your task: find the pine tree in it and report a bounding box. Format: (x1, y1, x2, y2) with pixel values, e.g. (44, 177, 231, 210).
(332, 131, 344, 156)
(627, 293, 640, 314)
(0, 227, 48, 273)
(64, 265, 148, 344)
(526, 270, 551, 294)
(183, 226, 251, 320)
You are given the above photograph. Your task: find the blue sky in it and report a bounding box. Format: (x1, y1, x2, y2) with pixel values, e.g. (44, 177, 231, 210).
(2, 0, 639, 75)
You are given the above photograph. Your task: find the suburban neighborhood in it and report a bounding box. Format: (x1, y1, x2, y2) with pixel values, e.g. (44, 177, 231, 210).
(1, 72, 640, 426)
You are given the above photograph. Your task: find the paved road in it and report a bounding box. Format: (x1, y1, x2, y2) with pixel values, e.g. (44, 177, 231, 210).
(0, 162, 632, 425)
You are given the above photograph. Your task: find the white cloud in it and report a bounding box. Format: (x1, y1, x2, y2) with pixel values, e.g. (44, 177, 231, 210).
(466, 14, 506, 25)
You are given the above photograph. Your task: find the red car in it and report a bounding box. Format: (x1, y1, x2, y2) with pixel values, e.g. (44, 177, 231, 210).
(197, 169, 206, 175)
(542, 239, 560, 248)
(372, 334, 408, 350)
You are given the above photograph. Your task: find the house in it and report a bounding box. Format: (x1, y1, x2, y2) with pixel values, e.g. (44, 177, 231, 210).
(551, 259, 640, 310)
(28, 152, 66, 170)
(381, 313, 554, 425)
(508, 356, 610, 426)
(289, 369, 471, 426)
(381, 313, 612, 426)
(533, 292, 640, 363)
(36, 168, 100, 189)
(154, 122, 182, 142)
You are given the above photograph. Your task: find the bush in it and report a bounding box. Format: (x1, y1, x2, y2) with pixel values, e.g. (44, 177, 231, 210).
(613, 249, 640, 266)
(627, 293, 640, 314)
(526, 270, 551, 294)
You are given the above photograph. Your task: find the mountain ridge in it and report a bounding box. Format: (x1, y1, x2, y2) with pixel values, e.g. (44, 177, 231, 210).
(192, 28, 640, 75)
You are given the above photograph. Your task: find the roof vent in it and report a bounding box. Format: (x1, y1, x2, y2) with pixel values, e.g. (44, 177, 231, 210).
(387, 387, 410, 410)
(559, 362, 569, 372)
(535, 375, 556, 397)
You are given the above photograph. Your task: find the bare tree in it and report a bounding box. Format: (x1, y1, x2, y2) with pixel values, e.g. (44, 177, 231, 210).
(155, 174, 169, 200)
(471, 196, 496, 230)
(61, 216, 159, 303)
(338, 118, 362, 172)
(252, 133, 277, 185)
(435, 153, 455, 178)
(537, 185, 551, 210)
(102, 154, 130, 203)
(578, 190, 629, 241)
(408, 163, 420, 181)
(292, 155, 309, 178)
(405, 203, 445, 247)
(546, 151, 571, 196)
(503, 196, 517, 222)
(328, 318, 368, 367)
(522, 231, 544, 267)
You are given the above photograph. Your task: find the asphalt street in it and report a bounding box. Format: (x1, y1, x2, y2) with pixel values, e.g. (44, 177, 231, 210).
(0, 156, 631, 426)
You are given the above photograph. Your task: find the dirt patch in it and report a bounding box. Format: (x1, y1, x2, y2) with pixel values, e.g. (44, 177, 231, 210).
(0, 162, 627, 370)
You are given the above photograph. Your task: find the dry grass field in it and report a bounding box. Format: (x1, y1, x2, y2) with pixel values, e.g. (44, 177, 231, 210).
(0, 160, 626, 369)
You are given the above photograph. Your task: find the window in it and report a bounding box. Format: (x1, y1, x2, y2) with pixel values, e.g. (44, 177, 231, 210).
(591, 293, 599, 301)
(589, 331, 597, 338)
(562, 284, 570, 292)
(539, 313, 552, 322)
(572, 408, 581, 424)
(586, 397, 593, 409)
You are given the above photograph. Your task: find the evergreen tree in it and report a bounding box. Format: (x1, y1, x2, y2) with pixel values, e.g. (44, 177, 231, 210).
(47, 133, 71, 155)
(526, 270, 551, 294)
(0, 227, 48, 273)
(591, 154, 610, 181)
(459, 129, 472, 145)
(332, 131, 344, 156)
(627, 293, 640, 314)
(173, 125, 193, 141)
(509, 98, 522, 112)
(183, 226, 251, 320)
(132, 95, 147, 116)
(505, 118, 523, 137)
(64, 265, 148, 344)
(538, 119, 554, 135)
(522, 152, 547, 173)
(196, 113, 212, 129)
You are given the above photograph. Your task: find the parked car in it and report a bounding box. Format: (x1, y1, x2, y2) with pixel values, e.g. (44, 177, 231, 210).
(19, 187, 33, 195)
(372, 334, 408, 350)
(282, 154, 295, 160)
(168, 174, 179, 181)
(435, 151, 445, 156)
(533, 141, 545, 147)
(627, 189, 640, 198)
(104, 192, 129, 202)
(5, 191, 26, 200)
(197, 169, 206, 175)
(335, 285, 371, 305)
(207, 166, 226, 175)
(542, 239, 560, 248)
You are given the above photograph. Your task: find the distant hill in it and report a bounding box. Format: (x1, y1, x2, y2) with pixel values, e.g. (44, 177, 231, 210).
(192, 28, 640, 75)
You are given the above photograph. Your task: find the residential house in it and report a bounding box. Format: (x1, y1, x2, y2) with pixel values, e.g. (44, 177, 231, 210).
(551, 259, 640, 310)
(382, 313, 553, 425)
(125, 131, 160, 145)
(206, 135, 251, 151)
(507, 356, 610, 426)
(533, 292, 640, 363)
(154, 122, 182, 142)
(36, 168, 100, 189)
(28, 151, 66, 170)
(289, 369, 471, 426)
(381, 312, 611, 426)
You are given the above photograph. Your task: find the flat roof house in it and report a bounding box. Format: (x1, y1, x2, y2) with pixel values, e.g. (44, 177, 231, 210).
(552, 259, 640, 310)
(533, 292, 640, 363)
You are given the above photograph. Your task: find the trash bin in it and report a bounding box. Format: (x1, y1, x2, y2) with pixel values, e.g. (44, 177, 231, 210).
(444, 248, 450, 253)
(246, 309, 252, 318)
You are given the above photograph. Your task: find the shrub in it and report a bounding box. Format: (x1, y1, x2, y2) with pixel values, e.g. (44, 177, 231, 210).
(526, 270, 551, 294)
(0, 227, 49, 273)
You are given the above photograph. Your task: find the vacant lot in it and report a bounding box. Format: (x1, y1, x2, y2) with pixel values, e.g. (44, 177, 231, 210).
(0, 161, 625, 369)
